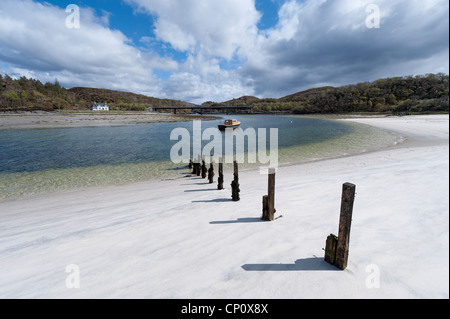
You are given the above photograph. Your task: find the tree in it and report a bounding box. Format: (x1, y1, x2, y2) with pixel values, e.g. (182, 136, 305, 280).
(54, 78, 61, 89)
(0, 75, 4, 93)
(8, 92, 19, 99)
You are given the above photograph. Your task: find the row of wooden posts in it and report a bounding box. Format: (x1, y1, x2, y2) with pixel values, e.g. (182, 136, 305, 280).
(188, 157, 356, 271)
(190, 156, 241, 201)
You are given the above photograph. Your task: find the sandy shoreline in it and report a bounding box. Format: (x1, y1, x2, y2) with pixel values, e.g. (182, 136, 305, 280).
(0, 112, 219, 130)
(0, 114, 448, 299)
(0, 111, 423, 130)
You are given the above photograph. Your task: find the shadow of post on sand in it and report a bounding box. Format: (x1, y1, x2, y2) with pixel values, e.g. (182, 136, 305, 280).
(210, 217, 266, 224)
(241, 257, 340, 272)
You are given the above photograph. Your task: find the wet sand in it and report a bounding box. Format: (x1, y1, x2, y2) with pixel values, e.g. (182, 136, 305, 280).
(0, 112, 219, 130)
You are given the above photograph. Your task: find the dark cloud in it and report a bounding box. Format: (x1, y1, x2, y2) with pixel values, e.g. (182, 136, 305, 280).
(240, 0, 449, 98)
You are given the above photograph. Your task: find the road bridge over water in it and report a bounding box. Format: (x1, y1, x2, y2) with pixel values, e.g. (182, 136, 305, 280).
(150, 106, 252, 115)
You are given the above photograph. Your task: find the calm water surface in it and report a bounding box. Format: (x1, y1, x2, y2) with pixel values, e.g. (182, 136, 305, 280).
(0, 115, 400, 200)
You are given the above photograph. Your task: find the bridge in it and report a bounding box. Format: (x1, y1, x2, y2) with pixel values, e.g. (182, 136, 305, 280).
(150, 106, 252, 115)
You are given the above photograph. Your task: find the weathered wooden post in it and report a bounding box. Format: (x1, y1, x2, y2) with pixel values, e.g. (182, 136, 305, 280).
(218, 157, 224, 190)
(324, 234, 338, 265)
(231, 161, 240, 201)
(208, 156, 215, 184)
(201, 156, 207, 179)
(324, 183, 356, 270)
(262, 195, 269, 221)
(196, 155, 201, 177)
(192, 157, 199, 175)
(335, 183, 356, 270)
(262, 169, 276, 221)
(191, 158, 196, 175)
(268, 170, 276, 221)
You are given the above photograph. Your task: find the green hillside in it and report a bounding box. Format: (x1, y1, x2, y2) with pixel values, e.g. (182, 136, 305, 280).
(0, 75, 190, 112)
(207, 74, 449, 114)
(1, 73, 448, 114)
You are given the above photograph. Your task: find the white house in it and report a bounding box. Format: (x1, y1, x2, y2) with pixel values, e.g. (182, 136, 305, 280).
(91, 103, 109, 111)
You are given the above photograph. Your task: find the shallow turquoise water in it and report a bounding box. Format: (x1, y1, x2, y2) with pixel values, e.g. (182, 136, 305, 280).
(0, 115, 400, 200)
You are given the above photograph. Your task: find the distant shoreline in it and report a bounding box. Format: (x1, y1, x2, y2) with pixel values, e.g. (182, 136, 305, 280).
(0, 112, 221, 130)
(2, 110, 448, 131)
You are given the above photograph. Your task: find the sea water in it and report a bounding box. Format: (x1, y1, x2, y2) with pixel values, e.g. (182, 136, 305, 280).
(0, 115, 401, 200)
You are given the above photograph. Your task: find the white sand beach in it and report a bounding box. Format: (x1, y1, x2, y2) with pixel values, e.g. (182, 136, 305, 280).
(0, 115, 448, 299)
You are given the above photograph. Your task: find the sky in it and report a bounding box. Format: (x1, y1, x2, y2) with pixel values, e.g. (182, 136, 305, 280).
(0, 0, 449, 104)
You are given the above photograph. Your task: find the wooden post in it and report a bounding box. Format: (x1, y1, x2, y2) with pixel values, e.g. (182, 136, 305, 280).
(262, 195, 269, 221)
(191, 158, 197, 175)
(208, 156, 215, 184)
(324, 234, 338, 265)
(268, 170, 276, 221)
(201, 156, 207, 179)
(196, 155, 201, 176)
(218, 157, 224, 190)
(262, 169, 276, 221)
(231, 161, 240, 201)
(335, 183, 356, 270)
(324, 183, 356, 270)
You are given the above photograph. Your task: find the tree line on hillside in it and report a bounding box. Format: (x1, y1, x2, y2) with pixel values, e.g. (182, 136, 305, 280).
(1, 73, 448, 114)
(0, 74, 188, 112)
(204, 74, 449, 114)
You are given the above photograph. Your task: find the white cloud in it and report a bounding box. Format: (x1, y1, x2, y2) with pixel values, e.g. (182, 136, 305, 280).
(0, 0, 176, 97)
(160, 53, 253, 104)
(126, 0, 261, 60)
(241, 0, 450, 97)
(1, 0, 448, 104)
(0, 0, 259, 103)
(127, 0, 449, 101)
(123, 0, 262, 102)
